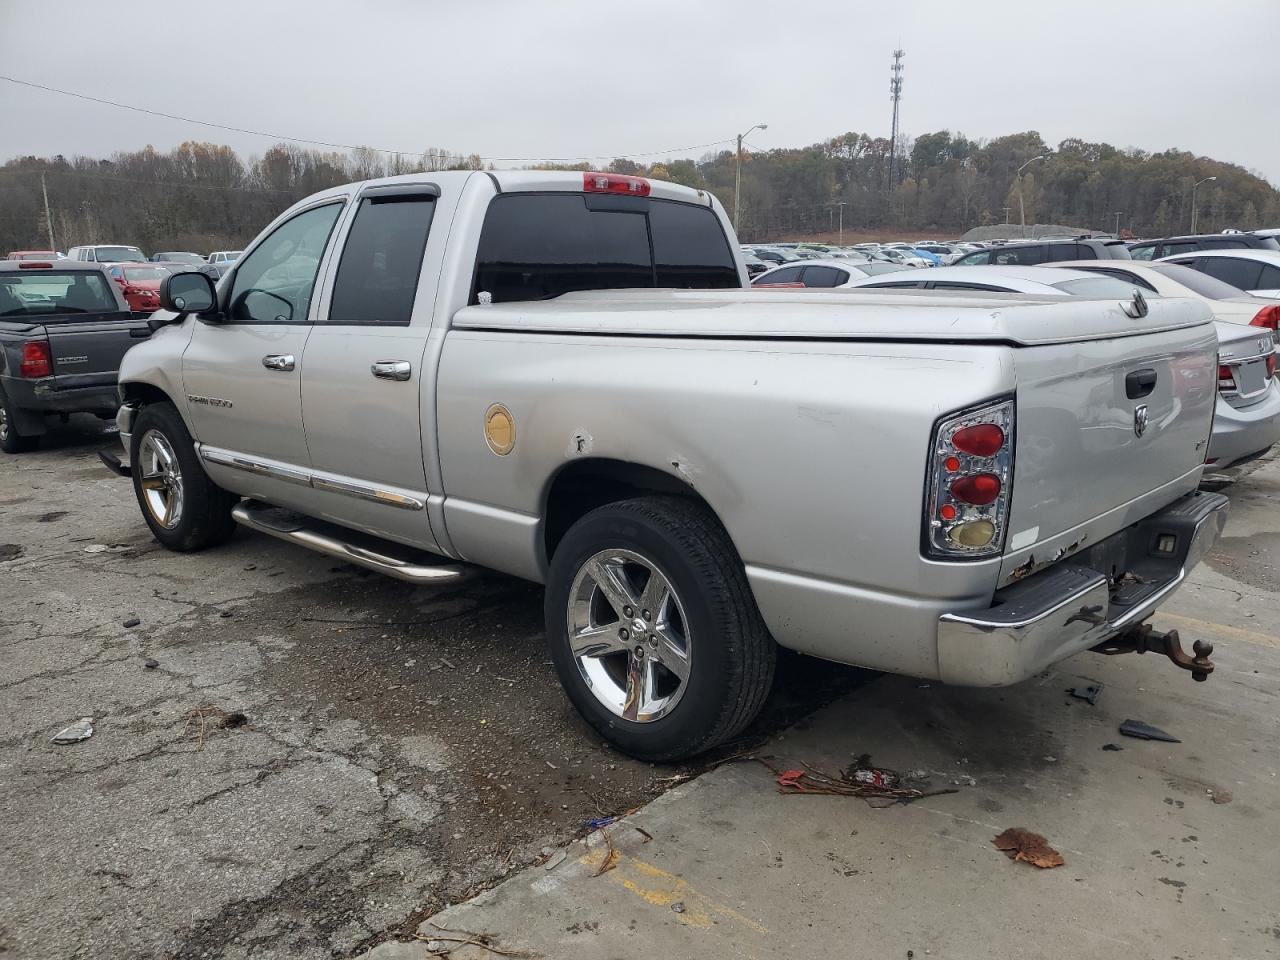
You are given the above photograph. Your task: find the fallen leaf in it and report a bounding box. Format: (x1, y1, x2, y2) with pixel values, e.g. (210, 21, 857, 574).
(992, 827, 1065, 869)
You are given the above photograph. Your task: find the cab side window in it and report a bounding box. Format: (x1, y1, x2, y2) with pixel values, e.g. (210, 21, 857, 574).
(227, 202, 343, 324)
(326, 192, 436, 325)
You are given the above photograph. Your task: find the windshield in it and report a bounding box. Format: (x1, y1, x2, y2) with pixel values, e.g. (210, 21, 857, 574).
(1149, 262, 1250, 299)
(158, 253, 205, 265)
(0, 271, 119, 316)
(123, 266, 170, 283)
(96, 246, 145, 263)
(1050, 277, 1148, 298)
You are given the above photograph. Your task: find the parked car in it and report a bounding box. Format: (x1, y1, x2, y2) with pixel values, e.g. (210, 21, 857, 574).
(846, 263, 1279, 484)
(1053, 260, 1280, 481)
(105, 263, 172, 314)
(1157, 249, 1280, 299)
(739, 250, 771, 278)
(954, 238, 1131, 266)
(749, 246, 800, 265)
(878, 248, 930, 268)
(66, 245, 147, 264)
(0, 261, 149, 453)
(752, 259, 908, 287)
(6, 250, 58, 261)
(151, 252, 207, 267)
(206, 250, 242, 264)
(199, 260, 236, 282)
(1129, 232, 1280, 261)
(111, 170, 1226, 761)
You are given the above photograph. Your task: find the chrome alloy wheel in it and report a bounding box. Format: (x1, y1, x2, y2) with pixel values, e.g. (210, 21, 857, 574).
(137, 429, 184, 529)
(567, 548, 692, 722)
(0, 404, 8, 443)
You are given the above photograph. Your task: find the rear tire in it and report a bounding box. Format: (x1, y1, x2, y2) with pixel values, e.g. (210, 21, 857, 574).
(545, 496, 776, 762)
(130, 402, 237, 551)
(0, 387, 39, 454)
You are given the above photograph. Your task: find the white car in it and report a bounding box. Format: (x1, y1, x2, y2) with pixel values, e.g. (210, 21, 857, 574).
(751, 258, 910, 287)
(207, 250, 242, 264)
(845, 264, 1280, 483)
(1157, 249, 1280, 299)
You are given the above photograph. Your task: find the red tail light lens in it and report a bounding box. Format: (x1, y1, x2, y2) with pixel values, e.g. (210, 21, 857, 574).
(950, 473, 1002, 505)
(20, 340, 52, 378)
(1250, 305, 1280, 331)
(1268, 354, 1277, 380)
(1218, 364, 1237, 392)
(583, 172, 651, 197)
(951, 423, 1005, 457)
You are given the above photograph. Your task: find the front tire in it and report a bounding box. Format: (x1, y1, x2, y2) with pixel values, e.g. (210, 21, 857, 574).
(130, 402, 237, 551)
(545, 496, 776, 762)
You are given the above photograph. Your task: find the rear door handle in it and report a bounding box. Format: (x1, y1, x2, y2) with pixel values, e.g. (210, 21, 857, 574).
(262, 354, 295, 372)
(129, 327, 150, 338)
(371, 360, 412, 381)
(1126, 368, 1157, 399)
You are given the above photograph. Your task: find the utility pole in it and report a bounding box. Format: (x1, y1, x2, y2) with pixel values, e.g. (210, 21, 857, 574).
(734, 123, 768, 235)
(888, 49, 904, 188)
(1002, 206, 1012, 225)
(1014, 155, 1046, 238)
(41, 172, 56, 252)
(831, 201, 846, 245)
(1113, 211, 1123, 237)
(1190, 176, 1216, 234)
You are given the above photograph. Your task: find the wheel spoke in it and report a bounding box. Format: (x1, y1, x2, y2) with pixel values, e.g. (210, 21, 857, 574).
(140, 473, 167, 491)
(653, 625, 690, 682)
(587, 557, 640, 618)
(622, 652, 644, 721)
(157, 493, 172, 527)
(569, 623, 627, 659)
(638, 568, 670, 623)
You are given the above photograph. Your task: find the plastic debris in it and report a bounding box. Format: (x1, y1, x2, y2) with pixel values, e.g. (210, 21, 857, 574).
(51, 718, 94, 744)
(671, 901, 686, 914)
(587, 815, 618, 830)
(992, 827, 1065, 869)
(83, 544, 110, 554)
(847, 754, 901, 788)
(1067, 683, 1103, 705)
(1119, 718, 1180, 743)
(769, 756, 957, 806)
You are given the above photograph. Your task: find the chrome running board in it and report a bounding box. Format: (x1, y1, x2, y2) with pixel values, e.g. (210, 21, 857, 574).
(231, 499, 470, 584)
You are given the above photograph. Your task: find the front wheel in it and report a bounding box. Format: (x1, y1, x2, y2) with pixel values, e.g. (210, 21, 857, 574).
(130, 402, 237, 551)
(545, 496, 776, 762)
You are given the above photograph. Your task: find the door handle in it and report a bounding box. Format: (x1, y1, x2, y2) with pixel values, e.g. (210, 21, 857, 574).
(262, 354, 295, 372)
(1125, 368, 1157, 399)
(371, 360, 412, 382)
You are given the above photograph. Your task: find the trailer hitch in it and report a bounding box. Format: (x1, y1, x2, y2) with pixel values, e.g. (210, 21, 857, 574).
(1092, 623, 1214, 682)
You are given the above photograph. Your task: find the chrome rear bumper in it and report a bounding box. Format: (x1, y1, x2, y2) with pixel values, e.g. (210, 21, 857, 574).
(937, 491, 1229, 686)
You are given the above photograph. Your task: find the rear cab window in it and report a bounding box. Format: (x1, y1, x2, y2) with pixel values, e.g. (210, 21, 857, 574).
(472, 193, 739, 304)
(0, 271, 120, 316)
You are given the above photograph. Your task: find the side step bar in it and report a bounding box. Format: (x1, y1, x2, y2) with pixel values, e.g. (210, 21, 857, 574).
(231, 499, 471, 585)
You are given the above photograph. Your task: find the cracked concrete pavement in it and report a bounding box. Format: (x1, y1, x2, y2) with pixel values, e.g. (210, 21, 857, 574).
(0, 416, 860, 960)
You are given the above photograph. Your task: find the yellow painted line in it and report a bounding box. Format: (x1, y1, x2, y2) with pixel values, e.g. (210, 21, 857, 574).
(1153, 612, 1280, 649)
(579, 848, 769, 936)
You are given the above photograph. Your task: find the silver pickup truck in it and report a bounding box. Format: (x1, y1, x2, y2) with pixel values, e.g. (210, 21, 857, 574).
(110, 171, 1228, 760)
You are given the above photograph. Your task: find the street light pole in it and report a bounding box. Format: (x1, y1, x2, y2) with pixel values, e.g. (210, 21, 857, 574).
(1114, 211, 1123, 237)
(836, 201, 846, 245)
(734, 123, 768, 235)
(1015, 155, 1046, 239)
(1190, 176, 1217, 234)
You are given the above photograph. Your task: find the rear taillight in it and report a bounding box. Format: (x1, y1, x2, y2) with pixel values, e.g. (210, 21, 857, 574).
(1268, 353, 1277, 380)
(20, 340, 52, 378)
(1252, 305, 1280, 347)
(925, 399, 1014, 559)
(1218, 364, 1237, 393)
(582, 172, 651, 197)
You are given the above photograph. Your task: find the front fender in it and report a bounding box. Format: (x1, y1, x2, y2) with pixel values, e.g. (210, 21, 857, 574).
(117, 315, 197, 435)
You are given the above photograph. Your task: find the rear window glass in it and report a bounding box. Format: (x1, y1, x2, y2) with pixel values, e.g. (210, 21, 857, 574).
(122, 266, 170, 283)
(1129, 244, 1155, 261)
(992, 245, 1048, 266)
(1198, 257, 1263, 291)
(94, 246, 146, 263)
(1149, 263, 1248, 299)
(472, 194, 739, 304)
(801, 266, 845, 287)
(328, 194, 436, 325)
(0, 271, 118, 316)
(754, 265, 804, 285)
(1050, 277, 1145, 297)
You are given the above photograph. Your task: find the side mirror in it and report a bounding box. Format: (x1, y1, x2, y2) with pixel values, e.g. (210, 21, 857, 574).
(159, 271, 217, 315)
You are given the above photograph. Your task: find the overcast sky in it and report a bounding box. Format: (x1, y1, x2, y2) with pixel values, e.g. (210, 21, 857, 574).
(2, 0, 1277, 184)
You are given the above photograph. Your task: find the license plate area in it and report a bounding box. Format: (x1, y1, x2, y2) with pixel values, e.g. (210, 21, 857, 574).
(1233, 358, 1269, 398)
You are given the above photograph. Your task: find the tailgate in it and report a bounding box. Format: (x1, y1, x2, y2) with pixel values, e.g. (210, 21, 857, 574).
(42, 313, 150, 380)
(1000, 320, 1217, 584)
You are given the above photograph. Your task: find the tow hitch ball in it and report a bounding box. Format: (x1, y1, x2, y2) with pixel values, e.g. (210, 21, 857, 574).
(1093, 623, 1215, 682)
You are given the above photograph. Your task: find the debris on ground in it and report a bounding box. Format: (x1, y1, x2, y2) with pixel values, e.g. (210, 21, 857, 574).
(0, 543, 23, 561)
(542, 849, 566, 870)
(50, 717, 94, 744)
(758, 756, 958, 806)
(1210, 789, 1233, 805)
(1067, 683, 1103, 705)
(671, 901, 686, 914)
(83, 544, 110, 554)
(992, 827, 1065, 869)
(1101, 743, 1123, 752)
(122, 617, 141, 628)
(142, 658, 159, 670)
(591, 831, 619, 876)
(415, 921, 532, 958)
(180, 706, 246, 747)
(1119, 718, 1180, 743)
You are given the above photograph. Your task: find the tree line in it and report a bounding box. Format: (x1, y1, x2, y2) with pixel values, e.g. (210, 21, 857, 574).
(1, 130, 1276, 254)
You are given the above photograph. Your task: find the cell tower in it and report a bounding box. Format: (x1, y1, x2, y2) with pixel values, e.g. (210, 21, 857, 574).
(888, 48, 904, 187)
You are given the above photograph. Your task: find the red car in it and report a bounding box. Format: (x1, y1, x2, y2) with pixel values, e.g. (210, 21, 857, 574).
(106, 263, 170, 313)
(6, 250, 58, 260)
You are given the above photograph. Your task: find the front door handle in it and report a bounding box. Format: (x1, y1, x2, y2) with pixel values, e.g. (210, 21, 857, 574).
(262, 354, 295, 372)
(371, 360, 412, 382)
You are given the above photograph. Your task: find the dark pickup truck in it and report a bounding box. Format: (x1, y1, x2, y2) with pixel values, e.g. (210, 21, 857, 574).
(0, 260, 150, 453)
